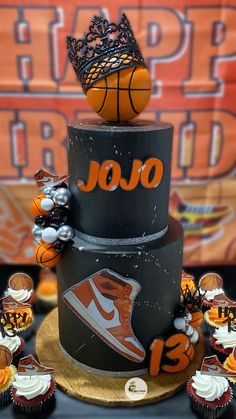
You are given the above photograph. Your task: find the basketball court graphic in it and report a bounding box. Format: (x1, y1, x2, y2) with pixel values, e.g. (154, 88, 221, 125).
(63, 269, 146, 363)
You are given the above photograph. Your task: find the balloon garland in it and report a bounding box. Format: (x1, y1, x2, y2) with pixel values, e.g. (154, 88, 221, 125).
(32, 169, 74, 268)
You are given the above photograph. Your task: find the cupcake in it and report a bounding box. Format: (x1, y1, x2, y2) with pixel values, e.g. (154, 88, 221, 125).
(223, 348, 236, 397)
(0, 332, 24, 366)
(199, 273, 224, 311)
(5, 273, 35, 305)
(204, 307, 228, 336)
(210, 326, 236, 362)
(2, 296, 34, 341)
(0, 345, 16, 408)
(12, 354, 55, 414)
(187, 370, 232, 419)
(36, 269, 58, 312)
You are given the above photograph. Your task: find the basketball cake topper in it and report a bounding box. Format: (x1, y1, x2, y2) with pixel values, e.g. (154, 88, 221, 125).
(67, 14, 151, 121)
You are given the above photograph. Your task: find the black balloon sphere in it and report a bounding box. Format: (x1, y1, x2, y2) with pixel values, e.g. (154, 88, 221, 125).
(35, 215, 47, 227)
(54, 240, 65, 251)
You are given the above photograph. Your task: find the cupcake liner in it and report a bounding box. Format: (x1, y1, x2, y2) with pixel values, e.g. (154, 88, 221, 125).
(16, 324, 33, 341)
(204, 311, 224, 336)
(12, 377, 55, 414)
(12, 338, 25, 367)
(0, 387, 11, 408)
(187, 379, 233, 419)
(210, 337, 232, 363)
(13, 391, 56, 415)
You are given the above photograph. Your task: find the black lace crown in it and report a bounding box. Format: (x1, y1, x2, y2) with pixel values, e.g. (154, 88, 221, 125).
(67, 14, 146, 93)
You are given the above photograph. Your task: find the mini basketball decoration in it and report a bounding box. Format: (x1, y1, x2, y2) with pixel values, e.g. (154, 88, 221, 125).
(32, 195, 49, 217)
(67, 14, 151, 122)
(35, 242, 61, 268)
(199, 272, 223, 291)
(188, 311, 204, 328)
(0, 345, 12, 369)
(32, 168, 74, 268)
(9, 273, 33, 291)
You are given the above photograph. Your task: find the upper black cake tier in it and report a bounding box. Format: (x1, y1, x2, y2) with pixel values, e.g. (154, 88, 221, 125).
(68, 119, 173, 244)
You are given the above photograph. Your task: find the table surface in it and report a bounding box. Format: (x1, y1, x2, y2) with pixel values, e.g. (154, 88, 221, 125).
(1, 315, 236, 419)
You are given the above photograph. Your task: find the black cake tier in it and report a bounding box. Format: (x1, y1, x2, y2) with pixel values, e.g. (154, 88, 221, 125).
(68, 119, 173, 244)
(57, 217, 183, 376)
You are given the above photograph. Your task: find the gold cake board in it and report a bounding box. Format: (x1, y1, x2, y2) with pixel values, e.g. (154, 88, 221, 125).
(36, 308, 204, 406)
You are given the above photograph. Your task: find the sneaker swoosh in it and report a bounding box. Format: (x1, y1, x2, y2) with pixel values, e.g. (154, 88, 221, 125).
(89, 281, 115, 321)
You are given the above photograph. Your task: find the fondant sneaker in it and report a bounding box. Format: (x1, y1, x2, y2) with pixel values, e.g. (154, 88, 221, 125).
(212, 293, 236, 308)
(18, 354, 54, 375)
(1, 296, 31, 310)
(200, 355, 236, 377)
(34, 168, 68, 190)
(63, 269, 145, 363)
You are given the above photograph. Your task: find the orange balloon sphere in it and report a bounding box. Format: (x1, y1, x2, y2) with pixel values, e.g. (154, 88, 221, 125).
(86, 65, 151, 122)
(32, 195, 49, 217)
(35, 242, 61, 268)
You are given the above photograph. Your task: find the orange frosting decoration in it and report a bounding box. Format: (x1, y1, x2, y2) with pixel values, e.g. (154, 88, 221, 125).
(0, 367, 11, 388)
(207, 307, 228, 326)
(225, 351, 236, 372)
(37, 279, 57, 297)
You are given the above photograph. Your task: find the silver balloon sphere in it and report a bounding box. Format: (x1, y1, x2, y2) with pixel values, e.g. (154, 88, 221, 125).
(190, 329, 199, 345)
(174, 317, 186, 331)
(32, 224, 39, 233)
(33, 226, 42, 244)
(53, 188, 71, 206)
(186, 325, 194, 336)
(57, 225, 74, 241)
(44, 186, 55, 198)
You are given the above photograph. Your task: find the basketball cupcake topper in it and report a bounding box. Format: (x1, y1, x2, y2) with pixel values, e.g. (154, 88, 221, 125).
(67, 14, 151, 121)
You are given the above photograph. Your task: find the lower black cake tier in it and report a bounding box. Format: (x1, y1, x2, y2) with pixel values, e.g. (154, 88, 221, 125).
(57, 217, 183, 376)
(68, 119, 173, 244)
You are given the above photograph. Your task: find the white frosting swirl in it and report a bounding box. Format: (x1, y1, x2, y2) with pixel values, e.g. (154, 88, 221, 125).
(199, 287, 224, 301)
(0, 333, 21, 353)
(13, 374, 51, 400)
(5, 287, 32, 303)
(213, 326, 236, 349)
(192, 371, 229, 401)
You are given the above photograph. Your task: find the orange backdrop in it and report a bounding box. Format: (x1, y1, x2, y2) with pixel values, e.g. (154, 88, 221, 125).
(0, 0, 236, 266)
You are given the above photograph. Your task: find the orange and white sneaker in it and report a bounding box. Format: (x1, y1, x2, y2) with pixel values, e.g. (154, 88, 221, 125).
(18, 354, 54, 375)
(34, 168, 68, 190)
(63, 269, 145, 363)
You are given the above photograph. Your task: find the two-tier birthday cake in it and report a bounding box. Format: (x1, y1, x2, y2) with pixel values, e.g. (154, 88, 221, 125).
(32, 13, 202, 401)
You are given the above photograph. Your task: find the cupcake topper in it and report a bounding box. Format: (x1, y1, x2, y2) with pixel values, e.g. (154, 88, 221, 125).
(180, 286, 205, 309)
(1, 296, 31, 311)
(200, 355, 236, 377)
(0, 345, 12, 369)
(18, 354, 54, 376)
(34, 168, 68, 191)
(67, 13, 145, 93)
(212, 293, 236, 308)
(8, 273, 33, 291)
(199, 272, 223, 291)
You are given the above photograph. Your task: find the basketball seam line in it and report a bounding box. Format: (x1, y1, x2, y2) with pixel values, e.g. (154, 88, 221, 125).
(117, 70, 120, 122)
(90, 87, 151, 91)
(97, 77, 108, 114)
(129, 67, 139, 115)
